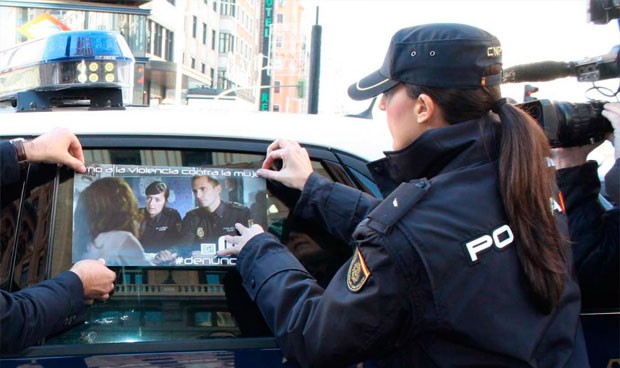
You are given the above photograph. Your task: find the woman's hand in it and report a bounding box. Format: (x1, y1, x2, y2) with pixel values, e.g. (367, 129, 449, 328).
(257, 139, 313, 190)
(217, 223, 264, 256)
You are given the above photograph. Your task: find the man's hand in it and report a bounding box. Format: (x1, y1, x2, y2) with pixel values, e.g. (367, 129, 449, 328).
(70, 258, 116, 304)
(551, 142, 605, 170)
(217, 223, 264, 256)
(24, 127, 86, 173)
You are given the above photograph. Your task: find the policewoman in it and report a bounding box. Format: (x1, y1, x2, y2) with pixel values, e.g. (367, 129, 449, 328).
(219, 23, 588, 367)
(139, 181, 182, 253)
(178, 175, 252, 258)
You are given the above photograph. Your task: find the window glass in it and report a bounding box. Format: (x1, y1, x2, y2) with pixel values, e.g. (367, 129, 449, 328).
(2, 164, 58, 293)
(0, 194, 21, 291)
(45, 147, 347, 345)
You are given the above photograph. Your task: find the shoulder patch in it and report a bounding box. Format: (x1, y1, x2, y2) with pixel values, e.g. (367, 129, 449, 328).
(366, 178, 430, 234)
(347, 247, 371, 292)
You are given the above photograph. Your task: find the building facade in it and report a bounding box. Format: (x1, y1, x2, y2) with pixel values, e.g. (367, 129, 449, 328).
(0, 0, 308, 111)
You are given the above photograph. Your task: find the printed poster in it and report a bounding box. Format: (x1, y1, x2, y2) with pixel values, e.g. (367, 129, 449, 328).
(72, 164, 268, 267)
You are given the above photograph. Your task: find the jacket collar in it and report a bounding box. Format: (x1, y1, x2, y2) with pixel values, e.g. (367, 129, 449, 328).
(367, 115, 500, 197)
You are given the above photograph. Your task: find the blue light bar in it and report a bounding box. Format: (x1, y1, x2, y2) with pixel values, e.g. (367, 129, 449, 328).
(42, 30, 135, 62)
(0, 30, 135, 105)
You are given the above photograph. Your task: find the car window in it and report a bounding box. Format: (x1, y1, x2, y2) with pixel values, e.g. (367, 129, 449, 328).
(15, 145, 356, 346)
(1, 163, 57, 294)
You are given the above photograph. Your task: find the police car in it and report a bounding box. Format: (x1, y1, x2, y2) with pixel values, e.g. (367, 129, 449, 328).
(0, 32, 617, 368)
(0, 104, 397, 368)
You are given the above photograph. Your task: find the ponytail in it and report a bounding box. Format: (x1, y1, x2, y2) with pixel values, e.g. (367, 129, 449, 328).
(404, 75, 567, 312)
(493, 101, 567, 312)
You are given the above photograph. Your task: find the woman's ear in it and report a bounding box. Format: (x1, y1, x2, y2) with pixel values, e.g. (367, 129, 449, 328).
(415, 93, 435, 124)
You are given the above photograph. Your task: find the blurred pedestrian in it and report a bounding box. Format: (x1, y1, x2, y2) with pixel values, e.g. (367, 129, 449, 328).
(74, 177, 153, 266)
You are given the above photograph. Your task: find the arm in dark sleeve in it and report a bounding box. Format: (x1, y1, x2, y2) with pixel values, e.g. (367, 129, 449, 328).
(0, 271, 88, 354)
(175, 213, 199, 257)
(557, 161, 619, 308)
(603, 158, 619, 205)
(293, 173, 381, 248)
(1, 141, 23, 208)
(237, 232, 416, 368)
(241, 206, 252, 226)
(0, 141, 20, 186)
(165, 209, 183, 246)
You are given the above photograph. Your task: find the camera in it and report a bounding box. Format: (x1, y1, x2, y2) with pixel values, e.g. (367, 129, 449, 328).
(517, 99, 613, 148)
(588, 0, 620, 24)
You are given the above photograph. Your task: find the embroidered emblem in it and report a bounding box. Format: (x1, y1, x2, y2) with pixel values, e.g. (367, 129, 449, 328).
(197, 227, 204, 238)
(347, 247, 371, 292)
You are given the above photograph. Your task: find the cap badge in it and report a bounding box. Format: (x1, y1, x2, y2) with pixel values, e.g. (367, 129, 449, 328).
(347, 246, 371, 292)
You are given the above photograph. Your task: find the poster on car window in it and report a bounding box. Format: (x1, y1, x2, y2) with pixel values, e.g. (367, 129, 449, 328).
(72, 164, 268, 267)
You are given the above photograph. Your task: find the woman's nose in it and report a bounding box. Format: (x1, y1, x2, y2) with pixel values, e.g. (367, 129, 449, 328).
(379, 94, 387, 111)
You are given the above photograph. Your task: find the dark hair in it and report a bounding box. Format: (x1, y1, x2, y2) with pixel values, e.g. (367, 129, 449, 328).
(192, 175, 220, 188)
(404, 64, 567, 312)
(73, 177, 141, 258)
(145, 181, 169, 200)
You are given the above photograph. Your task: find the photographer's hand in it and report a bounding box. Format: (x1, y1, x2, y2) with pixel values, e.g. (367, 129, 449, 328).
(552, 142, 604, 170)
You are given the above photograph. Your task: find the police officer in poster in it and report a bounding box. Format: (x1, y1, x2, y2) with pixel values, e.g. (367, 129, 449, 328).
(139, 181, 182, 254)
(178, 175, 252, 260)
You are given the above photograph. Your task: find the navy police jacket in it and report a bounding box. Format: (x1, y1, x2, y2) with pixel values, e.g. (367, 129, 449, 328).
(178, 201, 252, 257)
(237, 116, 588, 367)
(139, 206, 182, 253)
(557, 161, 619, 310)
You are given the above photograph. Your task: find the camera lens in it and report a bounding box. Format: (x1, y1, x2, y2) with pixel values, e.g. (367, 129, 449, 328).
(554, 101, 611, 147)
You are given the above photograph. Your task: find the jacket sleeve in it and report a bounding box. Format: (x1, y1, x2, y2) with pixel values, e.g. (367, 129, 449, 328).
(603, 158, 619, 205)
(293, 172, 382, 248)
(176, 212, 199, 257)
(1, 141, 20, 186)
(556, 161, 619, 308)
(237, 232, 416, 368)
(0, 271, 88, 354)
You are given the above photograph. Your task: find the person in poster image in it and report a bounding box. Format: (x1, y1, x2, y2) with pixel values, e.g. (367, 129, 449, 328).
(139, 181, 182, 255)
(178, 175, 253, 258)
(74, 177, 153, 266)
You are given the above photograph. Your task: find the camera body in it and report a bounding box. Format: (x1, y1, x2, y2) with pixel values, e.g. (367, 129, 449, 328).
(517, 99, 613, 148)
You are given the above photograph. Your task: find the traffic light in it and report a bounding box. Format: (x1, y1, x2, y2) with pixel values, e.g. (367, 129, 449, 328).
(523, 84, 538, 102)
(297, 80, 306, 98)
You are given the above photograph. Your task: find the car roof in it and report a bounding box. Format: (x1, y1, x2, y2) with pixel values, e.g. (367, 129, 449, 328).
(0, 105, 392, 162)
